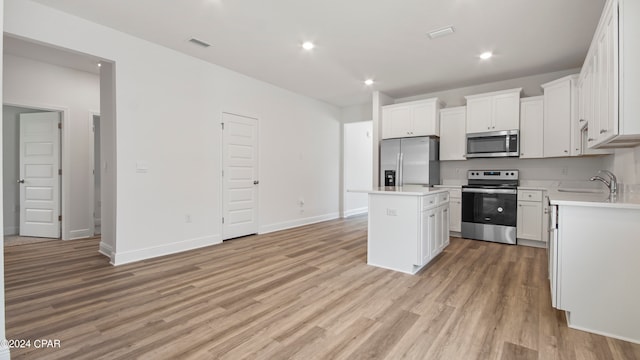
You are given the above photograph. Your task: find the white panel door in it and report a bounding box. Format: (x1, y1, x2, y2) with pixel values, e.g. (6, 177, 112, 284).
(19, 112, 61, 238)
(222, 113, 259, 240)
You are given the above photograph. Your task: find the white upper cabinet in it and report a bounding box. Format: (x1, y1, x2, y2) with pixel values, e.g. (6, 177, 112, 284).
(542, 75, 579, 158)
(581, 0, 640, 148)
(519, 97, 544, 159)
(381, 98, 442, 139)
(465, 88, 522, 133)
(439, 106, 467, 161)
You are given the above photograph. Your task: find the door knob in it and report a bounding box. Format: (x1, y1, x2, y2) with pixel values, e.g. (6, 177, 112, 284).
(253, 180, 259, 185)
(17, 179, 25, 184)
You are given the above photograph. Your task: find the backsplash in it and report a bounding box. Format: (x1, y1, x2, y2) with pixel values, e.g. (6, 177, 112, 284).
(440, 155, 611, 185)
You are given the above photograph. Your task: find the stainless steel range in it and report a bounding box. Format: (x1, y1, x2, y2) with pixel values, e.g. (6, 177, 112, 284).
(461, 170, 519, 244)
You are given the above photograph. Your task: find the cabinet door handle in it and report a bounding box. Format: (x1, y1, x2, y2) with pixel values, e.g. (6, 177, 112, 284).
(564, 150, 568, 153)
(600, 129, 607, 134)
(429, 214, 435, 218)
(579, 119, 585, 122)
(588, 138, 594, 142)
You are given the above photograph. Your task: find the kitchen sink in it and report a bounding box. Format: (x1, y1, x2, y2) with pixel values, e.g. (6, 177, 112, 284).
(557, 188, 605, 194)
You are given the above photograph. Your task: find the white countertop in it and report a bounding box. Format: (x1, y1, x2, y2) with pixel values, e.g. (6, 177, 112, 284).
(434, 184, 462, 189)
(349, 186, 449, 196)
(548, 190, 640, 210)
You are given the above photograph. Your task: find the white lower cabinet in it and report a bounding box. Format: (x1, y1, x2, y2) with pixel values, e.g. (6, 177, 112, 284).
(549, 203, 640, 343)
(516, 189, 545, 245)
(436, 186, 461, 233)
(367, 191, 450, 274)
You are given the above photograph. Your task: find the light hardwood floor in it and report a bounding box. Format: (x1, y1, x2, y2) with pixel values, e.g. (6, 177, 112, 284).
(5, 215, 640, 359)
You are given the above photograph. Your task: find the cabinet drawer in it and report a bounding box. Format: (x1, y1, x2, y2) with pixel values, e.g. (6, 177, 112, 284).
(448, 189, 461, 199)
(437, 192, 450, 204)
(422, 195, 437, 210)
(518, 190, 542, 202)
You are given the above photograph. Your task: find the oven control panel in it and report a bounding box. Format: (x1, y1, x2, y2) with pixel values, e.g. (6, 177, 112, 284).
(467, 170, 519, 180)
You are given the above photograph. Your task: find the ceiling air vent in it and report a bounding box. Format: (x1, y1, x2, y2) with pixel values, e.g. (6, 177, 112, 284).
(188, 38, 212, 48)
(427, 26, 455, 39)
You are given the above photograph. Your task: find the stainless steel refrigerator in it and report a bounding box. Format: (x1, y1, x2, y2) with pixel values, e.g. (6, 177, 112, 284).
(380, 137, 440, 186)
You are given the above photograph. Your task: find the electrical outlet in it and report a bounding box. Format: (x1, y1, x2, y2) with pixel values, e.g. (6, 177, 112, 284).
(185, 214, 192, 223)
(561, 166, 568, 176)
(386, 208, 398, 216)
(298, 198, 305, 207)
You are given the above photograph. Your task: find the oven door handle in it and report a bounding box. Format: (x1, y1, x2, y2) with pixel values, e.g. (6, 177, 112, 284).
(462, 188, 517, 195)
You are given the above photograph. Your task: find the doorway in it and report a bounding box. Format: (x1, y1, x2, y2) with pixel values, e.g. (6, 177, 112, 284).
(221, 112, 259, 240)
(2, 106, 61, 240)
(90, 114, 101, 235)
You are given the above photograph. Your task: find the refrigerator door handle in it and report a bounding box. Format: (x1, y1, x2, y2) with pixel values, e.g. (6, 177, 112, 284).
(395, 153, 401, 186)
(399, 152, 404, 186)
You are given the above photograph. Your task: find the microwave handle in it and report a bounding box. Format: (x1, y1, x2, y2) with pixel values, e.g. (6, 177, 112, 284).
(506, 134, 510, 152)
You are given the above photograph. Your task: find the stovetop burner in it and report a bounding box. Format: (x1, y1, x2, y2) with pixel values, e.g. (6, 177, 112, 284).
(465, 169, 519, 187)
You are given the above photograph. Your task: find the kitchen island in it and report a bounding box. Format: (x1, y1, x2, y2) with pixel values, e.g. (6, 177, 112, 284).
(352, 187, 450, 274)
(548, 190, 640, 344)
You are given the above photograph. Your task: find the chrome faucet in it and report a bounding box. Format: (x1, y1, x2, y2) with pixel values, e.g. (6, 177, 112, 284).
(590, 170, 618, 195)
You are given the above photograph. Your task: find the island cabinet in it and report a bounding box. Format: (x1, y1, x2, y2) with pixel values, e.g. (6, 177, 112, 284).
(367, 189, 450, 275)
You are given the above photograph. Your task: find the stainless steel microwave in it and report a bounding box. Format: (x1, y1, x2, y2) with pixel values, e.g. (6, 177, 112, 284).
(466, 130, 519, 158)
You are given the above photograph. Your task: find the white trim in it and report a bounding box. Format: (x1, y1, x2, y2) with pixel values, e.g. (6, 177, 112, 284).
(98, 241, 113, 259)
(3, 226, 18, 236)
(68, 228, 93, 240)
(566, 314, 640, 345)
(221, 112, 260, 240)
(88, 111, 100, 237)
(516, 238, 546, 248)
(0, 346, 11, 360)
(4, 100, 67, 239)
(111, 235, 222, 266)
(343, 207, 368, 218)
(259, 212, 340, 234)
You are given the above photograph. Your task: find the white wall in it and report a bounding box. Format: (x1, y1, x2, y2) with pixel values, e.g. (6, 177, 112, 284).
(4, 0, 341, 265)
(396, 68, 581, 107)
(441, 156, 609, 186)
(2, 105, 41, 235)
(342, 103, 372, 124)
(605, 145, 640, 186)
(343, 121, 372, 217)
(4, 54, 100, 240)
(0, 0, 8, 357)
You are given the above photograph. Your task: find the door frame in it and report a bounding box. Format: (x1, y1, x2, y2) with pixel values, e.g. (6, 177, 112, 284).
(220, 111, 260, 240)
(4, 101, 68, 239)
(88, 111, 100, 236)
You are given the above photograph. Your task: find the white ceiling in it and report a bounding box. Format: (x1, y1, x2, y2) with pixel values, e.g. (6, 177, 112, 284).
(22, 0, 605, 107)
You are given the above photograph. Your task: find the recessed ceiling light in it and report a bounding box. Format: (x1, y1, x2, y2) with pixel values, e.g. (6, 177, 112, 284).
(480, 51, 493, 60)
(427, 26, 455, 39)
(97, 62, 102, 67)
(302, 41, 315, 50)
(364, 79, 374, 86)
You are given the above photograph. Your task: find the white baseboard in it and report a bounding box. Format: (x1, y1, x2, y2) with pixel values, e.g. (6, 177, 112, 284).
(343, 207, 368, 218)
(67, 228, 93, 240)
(0, 346, 10, 360)
(517, 238, 546, 248)
(3, 226, 18, 236)
(98, 241, 113, 259)
(566, 312, 640, 344)
(259, 212, 340, 234)
(112, 234, 222, 266)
